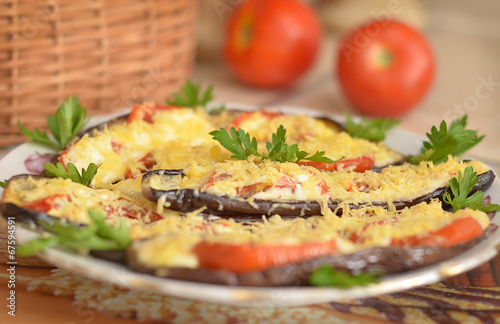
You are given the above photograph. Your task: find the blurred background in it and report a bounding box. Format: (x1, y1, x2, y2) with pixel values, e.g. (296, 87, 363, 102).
(195, 0, 500, 170)
(1, 0, 499, 170)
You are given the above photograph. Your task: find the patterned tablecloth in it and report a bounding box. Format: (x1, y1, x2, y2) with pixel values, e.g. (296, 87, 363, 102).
(0, 254, 499, 324)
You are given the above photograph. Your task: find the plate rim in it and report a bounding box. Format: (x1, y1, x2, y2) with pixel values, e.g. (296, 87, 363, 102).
(1, 103, 499, 307)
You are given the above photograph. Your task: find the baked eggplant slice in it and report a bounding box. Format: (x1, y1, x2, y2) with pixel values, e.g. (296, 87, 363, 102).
(142, 159, 495, 218)
(56, 106, 405, 187)
(126, 201, 492, 286)
(127, 236, 486, 286)
(0, 175, 163, 226)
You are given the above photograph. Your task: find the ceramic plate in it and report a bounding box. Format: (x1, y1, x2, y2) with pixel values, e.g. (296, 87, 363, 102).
(1, 105, 499, 307)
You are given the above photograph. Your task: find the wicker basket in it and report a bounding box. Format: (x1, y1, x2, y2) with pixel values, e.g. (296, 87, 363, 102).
(0, 0, 198, 147)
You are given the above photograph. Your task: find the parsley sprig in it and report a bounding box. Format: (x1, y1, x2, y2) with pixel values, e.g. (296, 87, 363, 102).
(166, 80, 225, 113)
(309, 265, 382, 287)
(443, 166, 500, 213)
(44, 162, 100, 187)
(16, 210, 131, 257)
(18, 96, 87, 150)
(344, 113, 399, 142)
(410, 115, 484, 165)
(0, 179, 8, 188)
(210, 125, 334, 163)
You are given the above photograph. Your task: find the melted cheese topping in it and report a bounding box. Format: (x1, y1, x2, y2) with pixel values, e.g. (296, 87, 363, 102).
(150, 158, 490, 207)
(128, 199, 490, 269)
(61, 108, 404, 187)
(63, 108, 224, 187)
(4, 107, 493, 271)
(3, 174, 491, 269)
(235, 111, 404, 167)
(2, 176, 162, 226)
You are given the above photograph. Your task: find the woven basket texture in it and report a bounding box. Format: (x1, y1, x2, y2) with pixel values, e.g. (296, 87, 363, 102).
(0, 0, 198, 146)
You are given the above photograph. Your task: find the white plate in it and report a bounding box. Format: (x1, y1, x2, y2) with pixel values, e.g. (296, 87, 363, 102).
(1, 105, 499, 307)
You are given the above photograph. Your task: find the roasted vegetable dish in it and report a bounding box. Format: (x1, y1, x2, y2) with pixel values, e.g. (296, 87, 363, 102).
(1, 96, 498, 287)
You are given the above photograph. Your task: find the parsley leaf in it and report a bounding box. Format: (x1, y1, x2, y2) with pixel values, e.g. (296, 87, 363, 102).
(210, 125, 334, 163)
(208, 104, 226, 114)
(167, 80, 215, 108)
(443, 166, 500, 212)
(410, 115, 484, 165)
(210, 127, 259, 160)
(344, 113, 399, 141)
(0, 179, 8, 188)
(16, 210, 131, 257)
(44, 162, 100, 187)
(309, 265, 382, 287)
(18, 96, 87, 150)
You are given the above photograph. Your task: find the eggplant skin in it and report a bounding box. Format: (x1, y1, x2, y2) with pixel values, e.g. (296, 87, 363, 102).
(142, 169, 496, 219)
(127, 234, 486, 287)
(0, 202, 58, 229)
(0, 202, 128, 264)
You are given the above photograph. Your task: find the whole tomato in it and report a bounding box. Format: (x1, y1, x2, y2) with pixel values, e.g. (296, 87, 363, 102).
(337, 20, 434, 116)
(224, 0, 322, 88)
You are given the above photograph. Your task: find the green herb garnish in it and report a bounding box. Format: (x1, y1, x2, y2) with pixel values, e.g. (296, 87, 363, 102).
(309, 265, 382, 287)
(166, 80, 215, 108)
(443, 166, 500, 213)
(18, 96, 87, 150)
(16, 210, 131, 257)
(208, 104, 226, 114)
(0, 179, 8, 188)
(410, 115, 484, 165)
(44, 162, 100, 187)
(344, 113, 399, 142)
(210, 125, 334, 163)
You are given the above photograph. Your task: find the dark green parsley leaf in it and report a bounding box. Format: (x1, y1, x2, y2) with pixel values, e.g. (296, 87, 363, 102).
(309, 265, 382, 288)
(0, 179, 8, 188)
(410, 115, 484, 165)
(443, 166, 500, 212)
(44, 162, 100, 187)
(18, 122, 59, 149)
(16, 210, 131, 257)
(18, 96, 87, 150)
(344, 113, 399, 142)
(210, 127, 259, 160)
(166, 80, 214, 108)
(211, 125, 335, 163)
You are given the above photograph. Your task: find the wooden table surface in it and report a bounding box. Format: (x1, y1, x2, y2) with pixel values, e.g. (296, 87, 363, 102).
(1, 1, 500, 323)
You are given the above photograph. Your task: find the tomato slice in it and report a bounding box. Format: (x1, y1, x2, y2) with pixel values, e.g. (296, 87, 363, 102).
(391, 217, 484, 248)
(101, 198, 162, 224)
(126, 153, 157, 179)
(275, 175, 297, 191)
(23, 194, 70, 213)
(194, 239, 337, 273)
(318, 180, 329, 195)
(236, 182, 271, 197)
(58, 146, 72, 166)
(205, 171, 232, 189)
(235, 176, 296, 197)
(128, 104, 179, 123)
(231, 111, 282, 129)
(297, 155, 375, 172)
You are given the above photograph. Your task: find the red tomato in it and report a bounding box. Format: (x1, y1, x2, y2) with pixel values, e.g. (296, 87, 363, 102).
(194, 239, 337, 273)
(337, 20, 434, 116)
(391, 216, 483, 248)
(101, 198, 162, 224)
(297, 155, 375, 172)
(224, 0, 322, 88)
(128, 103, 179, 123)
(23, 194, 70, 213)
